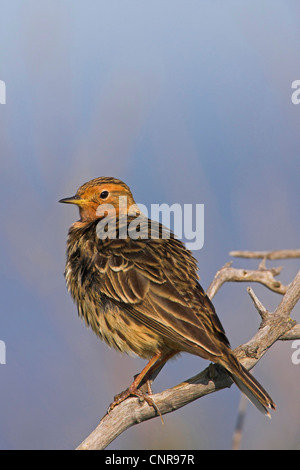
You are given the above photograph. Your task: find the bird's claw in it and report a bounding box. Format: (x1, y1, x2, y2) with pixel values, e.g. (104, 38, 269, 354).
(107, 386, 164, 423)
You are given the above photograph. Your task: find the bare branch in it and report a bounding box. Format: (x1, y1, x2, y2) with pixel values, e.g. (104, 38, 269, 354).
(280, 324, 300, 341)
(206, 263, 287, 298)
(232, 394, 248, 451)
(76, 261, 300, 451)
(230, 249, 300, 260)
(247, 287, 269, 321)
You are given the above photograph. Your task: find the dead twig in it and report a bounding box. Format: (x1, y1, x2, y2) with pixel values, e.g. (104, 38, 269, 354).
(206, 263, 287, 298)
(229, 249, 300, 260)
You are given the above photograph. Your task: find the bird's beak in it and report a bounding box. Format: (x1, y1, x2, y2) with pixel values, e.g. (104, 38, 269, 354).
(59, 195, 82, 205)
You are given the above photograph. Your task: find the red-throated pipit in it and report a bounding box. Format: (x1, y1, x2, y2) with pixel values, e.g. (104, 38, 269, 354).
(60, 177, 275, 416)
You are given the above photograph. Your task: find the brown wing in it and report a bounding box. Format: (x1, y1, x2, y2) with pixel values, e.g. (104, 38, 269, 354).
(94, 218, 230, 359)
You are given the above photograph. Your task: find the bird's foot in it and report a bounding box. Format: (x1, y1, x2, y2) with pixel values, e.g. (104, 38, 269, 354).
(107, 381, 163, 422)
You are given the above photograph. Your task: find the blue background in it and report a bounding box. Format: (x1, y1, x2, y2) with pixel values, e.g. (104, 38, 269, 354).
(0, 0, 299, 449)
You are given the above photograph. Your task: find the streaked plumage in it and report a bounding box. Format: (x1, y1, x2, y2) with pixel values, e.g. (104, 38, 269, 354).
(60, 177, 276, 416)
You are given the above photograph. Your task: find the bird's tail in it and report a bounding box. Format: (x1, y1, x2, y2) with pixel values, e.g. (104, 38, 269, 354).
(220, 352, 276, 417)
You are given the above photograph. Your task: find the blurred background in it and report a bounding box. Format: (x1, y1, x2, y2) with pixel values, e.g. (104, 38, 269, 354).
(0, 0, 299, 450)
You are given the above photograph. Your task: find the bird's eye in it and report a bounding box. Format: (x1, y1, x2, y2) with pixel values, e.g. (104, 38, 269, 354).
(100, 190, 109, 199)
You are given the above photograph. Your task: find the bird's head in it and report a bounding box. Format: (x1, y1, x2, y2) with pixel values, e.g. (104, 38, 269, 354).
(59, 177, 136, 223)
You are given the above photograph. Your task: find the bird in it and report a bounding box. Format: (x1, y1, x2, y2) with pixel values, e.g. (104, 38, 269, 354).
(59, 176, 276, 417)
